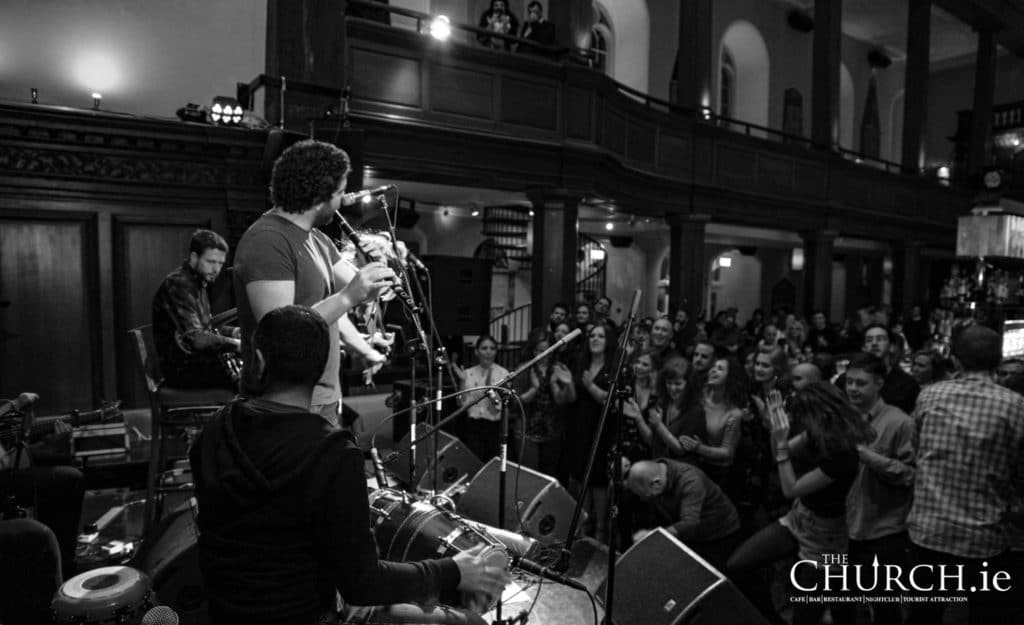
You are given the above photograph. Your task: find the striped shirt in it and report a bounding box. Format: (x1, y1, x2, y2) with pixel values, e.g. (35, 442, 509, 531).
(907, 373, 1024, 558)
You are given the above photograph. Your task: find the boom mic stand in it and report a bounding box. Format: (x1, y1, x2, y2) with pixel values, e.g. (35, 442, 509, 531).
(557, 289, 641, 624)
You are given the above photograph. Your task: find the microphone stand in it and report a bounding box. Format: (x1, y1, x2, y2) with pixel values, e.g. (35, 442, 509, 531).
(557, 290, 642, 625)
(385, 328, 583, 461)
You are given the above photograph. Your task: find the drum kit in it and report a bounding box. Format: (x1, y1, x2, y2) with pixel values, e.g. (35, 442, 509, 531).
(53, 485, 537, 625)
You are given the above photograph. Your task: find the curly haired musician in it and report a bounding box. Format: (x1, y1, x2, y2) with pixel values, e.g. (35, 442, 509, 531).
(233, 140, 392, 427)
(152, 229, 240, 390)
(190, 306, 508, 625)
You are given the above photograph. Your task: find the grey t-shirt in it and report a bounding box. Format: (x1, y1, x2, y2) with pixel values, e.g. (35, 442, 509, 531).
(233, 213, 342, 406)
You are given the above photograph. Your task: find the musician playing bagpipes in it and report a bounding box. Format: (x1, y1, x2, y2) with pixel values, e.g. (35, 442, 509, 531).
(0, 394, 88, 624)
(152, 229, 241, 391)
(189, 305, 510, 625)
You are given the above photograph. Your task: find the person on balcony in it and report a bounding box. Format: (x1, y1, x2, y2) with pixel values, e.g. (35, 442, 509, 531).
(518, 1, 555, 55)
(477, 0, 518, 51)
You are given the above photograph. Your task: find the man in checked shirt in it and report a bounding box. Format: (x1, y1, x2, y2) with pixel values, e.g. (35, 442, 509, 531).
(906, 324, 1024, 625)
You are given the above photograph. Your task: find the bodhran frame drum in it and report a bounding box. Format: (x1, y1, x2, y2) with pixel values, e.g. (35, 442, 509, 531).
(52, 566, 154, 625)
(368, 488, 509, 613)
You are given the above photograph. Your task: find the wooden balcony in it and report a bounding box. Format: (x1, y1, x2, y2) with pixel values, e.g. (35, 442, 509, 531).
(341, 16, 970, 247)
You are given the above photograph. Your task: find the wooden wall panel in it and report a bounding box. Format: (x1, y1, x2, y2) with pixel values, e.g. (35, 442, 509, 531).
(794, 163, 828, 196)
(626, 122, 656, 166)
(603, 109, 626, 156)
(716, 145, 757, 185)
(0, 214, 98, 414)
(658, 134, 691, 176)
(501, 78, 558, 131)
(758, 155, 795, 191)
(113, 217, 210, 408)
(350, 48, 423, 108)
(565, 87, 593, 140)
(431, 66, 494, 119)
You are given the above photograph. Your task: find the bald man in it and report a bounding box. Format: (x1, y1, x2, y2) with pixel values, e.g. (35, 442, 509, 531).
(791, 362, 822, 391)
(623, 458, 741, 570)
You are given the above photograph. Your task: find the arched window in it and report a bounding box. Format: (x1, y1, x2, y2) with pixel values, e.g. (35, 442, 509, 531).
(720, 49, 735, 119)
(590, 4, 613, 76)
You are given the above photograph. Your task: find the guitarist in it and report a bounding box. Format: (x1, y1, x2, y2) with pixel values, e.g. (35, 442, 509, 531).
(152, 229, 241, 391)
(0, 396, 86, 622)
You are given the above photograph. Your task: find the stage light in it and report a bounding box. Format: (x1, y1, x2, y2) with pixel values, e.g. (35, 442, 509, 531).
(210, 96, 243, 125)
(605, 222, 614, 231)
(30, 88, 38, 104)
(471, 210, 480, 217)
(430, 15, 451, 41)
(529, 210, 535, 217)
(92, 92, 102, 110)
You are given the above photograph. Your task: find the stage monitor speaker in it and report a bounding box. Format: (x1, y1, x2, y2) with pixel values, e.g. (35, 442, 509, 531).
(604, 528, 766, 625)
(419, 255, 492, 336)
(387, 423, 482, 492)
(456, 459, 580, 545)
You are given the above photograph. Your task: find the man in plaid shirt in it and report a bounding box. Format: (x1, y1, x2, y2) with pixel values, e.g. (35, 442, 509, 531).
(907, 325, 1024, 625)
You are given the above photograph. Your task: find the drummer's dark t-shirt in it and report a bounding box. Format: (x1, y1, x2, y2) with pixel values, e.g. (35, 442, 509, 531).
(189, 398, 460, 625)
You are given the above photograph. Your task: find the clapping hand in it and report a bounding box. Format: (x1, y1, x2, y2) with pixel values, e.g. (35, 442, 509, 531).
(648, 406, 664, 427)
(767, 389, 790, 447)
(623, 398, 642, 422)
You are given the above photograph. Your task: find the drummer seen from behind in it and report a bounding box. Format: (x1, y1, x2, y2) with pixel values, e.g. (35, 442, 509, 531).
(189, 305, 509, 625)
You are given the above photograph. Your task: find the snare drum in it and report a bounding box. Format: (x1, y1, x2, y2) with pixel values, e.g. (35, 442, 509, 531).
(368, 489, 508, 612)
(51, 566, 153, 625)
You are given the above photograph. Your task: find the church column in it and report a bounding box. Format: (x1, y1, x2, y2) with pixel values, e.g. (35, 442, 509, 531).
(675, 0, 713, 112)
(668, 213, 710, 318)
(968, 28, 997, 176)
(811, 0, 842, 149)
(891, 241, 923, 315)
(528, 190, 580, 329)
(265, 0, 348, 129)
(901, 0, 930, 173)
(801, 230, 838, 316)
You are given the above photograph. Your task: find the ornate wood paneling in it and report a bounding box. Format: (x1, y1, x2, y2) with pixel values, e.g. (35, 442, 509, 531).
(757, 155, 795, 191)
(0, 212, 99, 415)
(657, 133, 690, 177)
(715, 145, 757, 186)
(602, 109, 626, 157)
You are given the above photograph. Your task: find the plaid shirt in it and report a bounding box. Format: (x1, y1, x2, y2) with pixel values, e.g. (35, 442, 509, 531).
(152, 261, 234, 378)
(907, 373, 1024, 557)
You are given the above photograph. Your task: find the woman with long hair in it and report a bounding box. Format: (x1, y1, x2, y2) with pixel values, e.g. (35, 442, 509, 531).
(516, 328, 575, 477)
(621, 349, 657, 461)
(783, 317, 808, 360)
(726, 383, 873, 625)
(566, 323, 617, 541)
(451, 335, 510, 462)
(679, 356, 748, 490)
(644, 356, 696, 460)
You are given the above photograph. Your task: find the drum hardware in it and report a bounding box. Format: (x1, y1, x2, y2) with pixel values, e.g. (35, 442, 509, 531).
(51, 566, 154, 625)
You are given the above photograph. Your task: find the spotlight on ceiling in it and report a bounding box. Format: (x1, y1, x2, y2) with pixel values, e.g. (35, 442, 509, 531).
(471, 209, 480, 217)
(430, 15, 452, 41)
(210, 96, 244, 125)
(605, 222, 614, 231)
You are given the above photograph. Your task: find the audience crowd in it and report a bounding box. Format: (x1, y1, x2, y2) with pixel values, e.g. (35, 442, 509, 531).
(456, 297, 1024, 625)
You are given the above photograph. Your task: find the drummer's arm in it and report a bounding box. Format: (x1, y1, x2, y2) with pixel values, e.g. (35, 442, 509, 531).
(318, 449, 461, 605)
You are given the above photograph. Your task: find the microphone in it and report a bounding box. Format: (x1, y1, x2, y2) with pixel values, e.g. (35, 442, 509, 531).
(334, 210, 420, 313)
(369, 446, 389, 489)
(405, 252, 429, 273)
(0, 392, 39, 420)
(342, 184, 397, 205)
(141, 605, 180, 625)
(512, 555, 587, 591)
